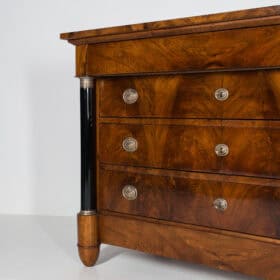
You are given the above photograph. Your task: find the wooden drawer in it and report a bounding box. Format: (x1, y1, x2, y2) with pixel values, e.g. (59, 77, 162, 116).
(98, 70, 280, 119)
(99, 165, 280, 239)
(99, 120, 280, 178)
(84, 25, 280, 75)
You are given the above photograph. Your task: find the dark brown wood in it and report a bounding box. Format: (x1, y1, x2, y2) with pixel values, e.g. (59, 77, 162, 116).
(79, 25, 280, 75)
(99, 120, 280, 178)
(60, 6, 280, 45)
(98, 73, 220, 118)
(62, 6, 280, 279)
(77, 213, 100, 266)
(99, 120, 221, 173)
(98, 70, 280, 119)
(99, 164, 280, 239)
(99, 213, 280, 280)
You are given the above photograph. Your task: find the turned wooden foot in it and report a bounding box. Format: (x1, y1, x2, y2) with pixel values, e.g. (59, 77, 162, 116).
(78, 245, 100, 267)
(77, 212, 100, 266)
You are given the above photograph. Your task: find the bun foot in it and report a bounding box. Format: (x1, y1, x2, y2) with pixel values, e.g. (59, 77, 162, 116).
(78, 245, 100, 266)
(77, 212, 100, 267)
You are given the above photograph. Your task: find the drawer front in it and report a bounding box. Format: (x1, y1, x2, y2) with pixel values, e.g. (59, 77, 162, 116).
(85, 25, 280, 75)
(99, 121, 221, 174)
(222, 121, 280, 177)
(98, 70, 280, 119)
(99, 121, 280, 178)
(99, 166, 280, 239)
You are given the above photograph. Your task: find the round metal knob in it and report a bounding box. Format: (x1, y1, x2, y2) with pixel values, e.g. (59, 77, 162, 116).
(213, 198, 228, 211)
(122, 185, 137, 200)
(123, 88, 139, 104)
(215, 88, 229, 101)
(215, 144, 229, 157)
(122, 137, 138, 152)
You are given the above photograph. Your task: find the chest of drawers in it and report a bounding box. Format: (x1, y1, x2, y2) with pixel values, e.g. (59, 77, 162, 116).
(61, 6, 280, 279)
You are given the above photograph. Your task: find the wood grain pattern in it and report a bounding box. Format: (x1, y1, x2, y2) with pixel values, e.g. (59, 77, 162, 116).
(98, 70, 280, 119)
(60, 6, 280, 45)
(99, 120, 280, 178)
(99, 121, 221, 173)
(77, 213, 100, 266)
(62, 6, 280, 279)
(85, 25, 280, 75)
(99, 164, 280, 239)
(99, 213, 280, 280)
(76, 45, 88, 77)
(222, 121, 280, 177)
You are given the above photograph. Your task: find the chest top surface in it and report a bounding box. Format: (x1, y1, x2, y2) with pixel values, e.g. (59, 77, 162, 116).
(61, 5, 280, 45)
(61, 5, 280, 76)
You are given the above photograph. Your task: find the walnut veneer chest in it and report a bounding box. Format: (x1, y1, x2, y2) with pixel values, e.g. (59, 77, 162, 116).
(61, 6, 280, 279)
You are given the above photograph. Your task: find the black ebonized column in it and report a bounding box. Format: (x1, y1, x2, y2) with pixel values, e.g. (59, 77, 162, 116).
(80, 77, 96, 213)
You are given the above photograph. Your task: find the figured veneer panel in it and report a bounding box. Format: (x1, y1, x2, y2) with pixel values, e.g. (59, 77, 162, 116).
(99, 165, 280, 239)
(222, 70, 280, 119)
(99, 121, 221, 174)
(99, 120, 280, 178)
(221, 121, 280, 178)
(99, 213, 280, 280)
(98, 70, 280, 119)
(98, 74, 222, 118)
(85, 25, 280, 75)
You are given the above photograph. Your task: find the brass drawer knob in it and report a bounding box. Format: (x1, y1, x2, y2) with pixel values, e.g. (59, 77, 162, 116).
(215, 88, 229, 101)
(122, 137, 138, 152)
(123, 88, 139, 104)
(215, 144, 229, 157)
(213, 198, 228, 211)
(122, 185, 138, 200)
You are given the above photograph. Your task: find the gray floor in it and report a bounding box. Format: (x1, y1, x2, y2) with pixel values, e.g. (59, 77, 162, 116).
(0, 215, 259, 280)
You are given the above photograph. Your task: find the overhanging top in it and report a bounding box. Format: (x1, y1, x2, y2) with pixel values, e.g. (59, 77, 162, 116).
(60, 5, 280, 45)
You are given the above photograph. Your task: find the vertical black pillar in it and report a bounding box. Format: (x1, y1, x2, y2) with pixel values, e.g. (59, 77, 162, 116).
(79, 76, 96, 214)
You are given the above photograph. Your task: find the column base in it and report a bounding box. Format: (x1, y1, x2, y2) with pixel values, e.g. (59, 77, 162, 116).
(77, 212, 100, 267)
(78, 244, 100, 267)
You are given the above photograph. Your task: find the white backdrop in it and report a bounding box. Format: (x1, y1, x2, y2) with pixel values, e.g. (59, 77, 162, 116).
(0, 0, 279, 216)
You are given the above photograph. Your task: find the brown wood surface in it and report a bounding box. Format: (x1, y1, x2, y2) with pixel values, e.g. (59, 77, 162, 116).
(99, 120, 280, 178)
(77, 213, 100, 266)
(98, 70, 280, 119)
(63, 6, 280, 279)
(76, 45, 88, 78)
(99, 164, 280, 239)
(99, 213, 280, 280)
(81, 25, 280, 76)
(60, 6, 280, 45)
